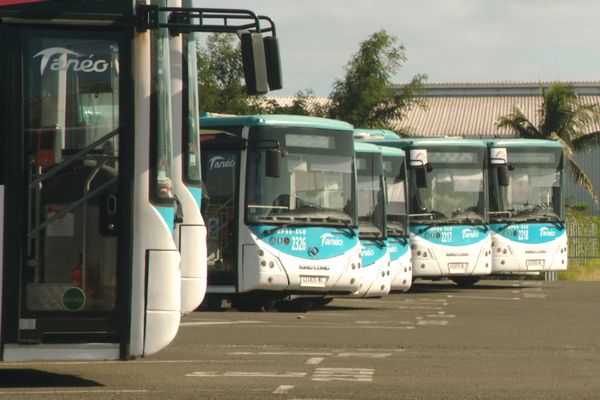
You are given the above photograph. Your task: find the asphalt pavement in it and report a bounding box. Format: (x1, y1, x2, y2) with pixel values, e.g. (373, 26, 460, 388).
(1, 280, 599, 399)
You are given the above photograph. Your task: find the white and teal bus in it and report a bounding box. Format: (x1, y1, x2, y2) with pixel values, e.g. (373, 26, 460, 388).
(358, 132, 491, 286)
(486, 139, 568, 273)
(0, 0, 278, 360)
(200, 115, 361, 311)
(353, 143, 391, 297)
(378, 145, 412, 292)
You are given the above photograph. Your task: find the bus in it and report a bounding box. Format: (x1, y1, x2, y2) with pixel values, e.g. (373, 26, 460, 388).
(200, 114, 361, 311)
(358, 132, 491, 286)
(353, 143, 391, 297)
(486, 139, 568, 273)
(0, 1, 279, 360)
(378, 145, 412, 292)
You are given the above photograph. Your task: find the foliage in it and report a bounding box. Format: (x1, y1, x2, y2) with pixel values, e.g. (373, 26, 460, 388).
(327, 30, 427, 132)
(197, 33, 254, 115)
(496, 82, 600, 205)
(562, 209, 600, 280)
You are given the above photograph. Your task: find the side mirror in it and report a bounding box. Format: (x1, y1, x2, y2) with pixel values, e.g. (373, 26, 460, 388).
(263, 36, 283, 91)
(497, 165, 510, 187)
(266, 149, 282, 178)
(415, 168, 428, 188)
(241, 32, 269, 95)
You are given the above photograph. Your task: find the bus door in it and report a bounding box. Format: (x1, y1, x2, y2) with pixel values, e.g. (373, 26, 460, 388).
(200, 130, 241, 289)
(1, 25, 130, 346)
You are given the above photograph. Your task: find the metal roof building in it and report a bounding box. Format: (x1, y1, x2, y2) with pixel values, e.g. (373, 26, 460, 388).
(268, 81, 600, 212)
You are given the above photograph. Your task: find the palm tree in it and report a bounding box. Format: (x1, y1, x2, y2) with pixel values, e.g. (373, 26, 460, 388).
(496, 82, 600, 206)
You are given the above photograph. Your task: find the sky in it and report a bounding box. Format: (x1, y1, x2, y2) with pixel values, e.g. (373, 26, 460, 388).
(198, 0, 600, 96)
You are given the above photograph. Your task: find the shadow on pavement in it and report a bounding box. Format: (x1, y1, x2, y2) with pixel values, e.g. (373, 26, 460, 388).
(0, 369, 102, 388)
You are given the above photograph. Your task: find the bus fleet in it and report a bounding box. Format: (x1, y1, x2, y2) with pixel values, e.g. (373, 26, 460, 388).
(0, 0, 569, 363)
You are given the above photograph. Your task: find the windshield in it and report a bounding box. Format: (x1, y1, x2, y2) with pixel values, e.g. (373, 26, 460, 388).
(409, 147, 486, 225)
(383, 155, 408, 236)
(489, 148, 563, 221)
(245, 126, 355, 227)
(356, 153, 385, 238)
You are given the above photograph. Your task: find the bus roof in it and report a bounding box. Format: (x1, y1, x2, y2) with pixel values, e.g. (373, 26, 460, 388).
(376, 145, 405, 158)
(200, 114, 354, 132)
(485, 138, 564, 149)
(357, 137, 486, 149)
(353, 128, 399, 140)
(354, 141, 381, 154)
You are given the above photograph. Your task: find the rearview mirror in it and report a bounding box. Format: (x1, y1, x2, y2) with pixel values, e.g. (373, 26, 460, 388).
(266, 149, 282, 178)
(497, 165, 510, 187)
(241, 32, 269, 95)
(415, 168, 427, 188)
(263, 36, 283, 91)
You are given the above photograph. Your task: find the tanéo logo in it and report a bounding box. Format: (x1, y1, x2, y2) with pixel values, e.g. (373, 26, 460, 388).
(362, 248, 375, 257)
(320, 233, 344, 247)
(208, 156, 236, 171)
(462, 228, 480, 239)
(34, 47, 109, 75)
(539, 227, 557, 237)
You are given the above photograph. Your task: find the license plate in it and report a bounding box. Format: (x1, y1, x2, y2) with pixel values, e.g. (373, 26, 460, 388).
(300, 275, 328, 287)
(526, 259, 545, 268)
(448, 262, 468, 272)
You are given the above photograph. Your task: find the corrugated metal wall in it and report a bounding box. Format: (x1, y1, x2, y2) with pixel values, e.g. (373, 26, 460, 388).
(563, 150, 600, 214)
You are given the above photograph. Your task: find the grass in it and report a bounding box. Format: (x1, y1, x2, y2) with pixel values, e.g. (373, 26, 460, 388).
(559, 260, 600, 281)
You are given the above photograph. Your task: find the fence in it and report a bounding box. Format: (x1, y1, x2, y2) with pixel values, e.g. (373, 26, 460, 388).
(567, 212, 600, 267)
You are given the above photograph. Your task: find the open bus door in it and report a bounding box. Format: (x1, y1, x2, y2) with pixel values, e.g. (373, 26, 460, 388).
(0, 21, 131, 358)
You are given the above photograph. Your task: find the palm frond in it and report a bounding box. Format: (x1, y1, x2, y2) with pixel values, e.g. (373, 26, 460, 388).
(570, 131, 600, 152)
(495, 106, 541, 138)
(548, 133, 574, 159)
(566, 156, 599, 206)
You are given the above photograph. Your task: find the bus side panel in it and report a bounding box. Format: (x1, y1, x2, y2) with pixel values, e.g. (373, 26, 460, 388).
(179, 224, 207, 311)
(144, 249, 181, 356)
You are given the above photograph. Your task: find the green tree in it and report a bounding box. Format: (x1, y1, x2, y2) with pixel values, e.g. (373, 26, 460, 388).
(327, 30, 426, 132)
(197, 33, 253, 114)
(496, 82, 600, 205)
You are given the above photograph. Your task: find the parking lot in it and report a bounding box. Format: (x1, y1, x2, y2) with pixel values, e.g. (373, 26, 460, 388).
(1, 280, 599, 400)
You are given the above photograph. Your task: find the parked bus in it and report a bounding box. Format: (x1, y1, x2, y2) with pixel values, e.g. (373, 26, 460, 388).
(0, 1, 278, 360)
(200, 114, 361, 311)
(358, 131, 491, 286)
(486, 139, 568, 273)
(378, 145, 412, 292)
(353, 143, 391, 297)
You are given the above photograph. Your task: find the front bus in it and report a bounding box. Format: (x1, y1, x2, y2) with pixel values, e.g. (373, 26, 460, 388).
(487, 139, 567, 274)
(0, 1, 182, 361)
(200, 115, 361, 311)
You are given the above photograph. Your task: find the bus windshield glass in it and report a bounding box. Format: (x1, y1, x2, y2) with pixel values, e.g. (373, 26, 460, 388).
(490, 148, 563, 220)
(246, 126, 355, 227)
(383, 155, 408, 236)
(409, 147, 485, 225)
(356, 153, 385, 238)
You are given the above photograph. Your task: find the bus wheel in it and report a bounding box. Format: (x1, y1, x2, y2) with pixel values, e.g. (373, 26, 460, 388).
(451, 276, 481, 287)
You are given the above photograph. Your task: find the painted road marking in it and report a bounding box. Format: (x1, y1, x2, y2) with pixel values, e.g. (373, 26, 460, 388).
(180, 320, 263, 327)
(306, 357, 325, 365)
(523, 293, 547, 299)
(273, 385, 295, 394)
(417, 320, 449, 326)
(0, 390, 148, 395)
(312, 368, 374, 382)
(426, 314, 455, 318)
(447, 295, 520, 301)
(186, 371, 307, 378)
(230, 351, 332, 356)
(337, 352, 392, 359)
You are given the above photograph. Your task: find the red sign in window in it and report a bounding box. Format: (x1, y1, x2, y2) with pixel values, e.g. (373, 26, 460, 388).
(0, 0, 46, 5)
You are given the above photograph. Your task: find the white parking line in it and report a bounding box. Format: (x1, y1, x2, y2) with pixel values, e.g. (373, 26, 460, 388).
(273, 385, 295, 394)
(337, 352, 392, 359)
(306, 357, 325, 365)
(417, 320, 449, 326)
(180, 320, 263, 327)
(523, 293, 547, 299)
(186, 371, 307, 378)
(447, 295, 521, 301)
(312, 368, 374, 382)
